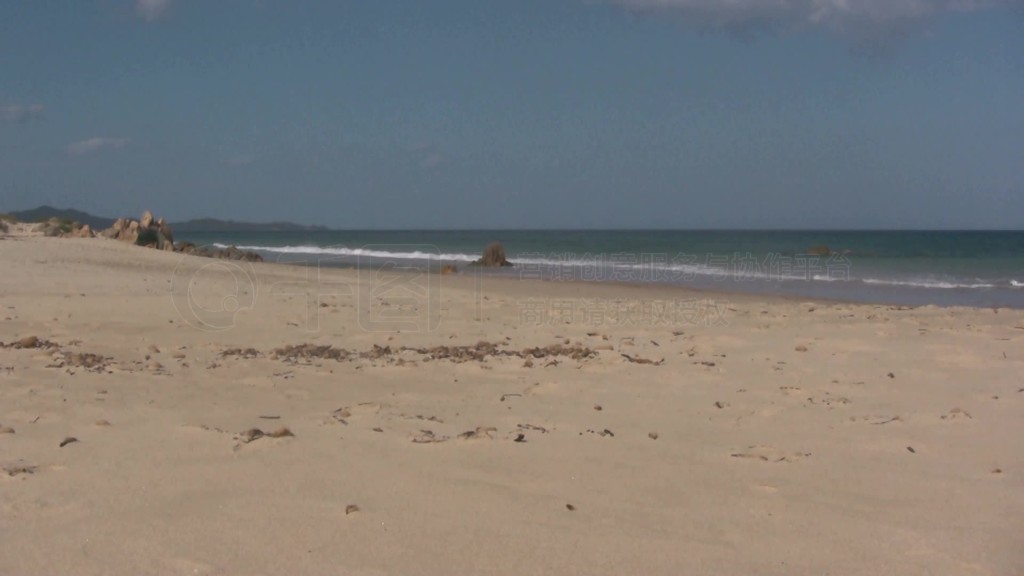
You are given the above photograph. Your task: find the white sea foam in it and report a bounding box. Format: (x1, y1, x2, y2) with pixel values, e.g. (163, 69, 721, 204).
(212, 244, 1015, 290)
(862, 278, 997, 289)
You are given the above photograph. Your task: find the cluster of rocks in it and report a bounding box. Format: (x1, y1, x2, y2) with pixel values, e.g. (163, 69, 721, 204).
(26, 209, 264, 262)
(35, 218, 96, 238)
(100, 210, 174, 251)
(174, 242, 263, 262)
(472, 241, 513, 267)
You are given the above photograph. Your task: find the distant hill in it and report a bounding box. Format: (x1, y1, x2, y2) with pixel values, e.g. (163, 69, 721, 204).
(6, 206, 115, 230)
(2, 206, 328, 233)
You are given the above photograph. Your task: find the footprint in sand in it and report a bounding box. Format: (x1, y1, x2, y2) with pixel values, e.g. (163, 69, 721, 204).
(730, 445, 811, 463)
(457, 426, 497, 440)
(940, 408, 972, 421)
(324, 402, 386, 426)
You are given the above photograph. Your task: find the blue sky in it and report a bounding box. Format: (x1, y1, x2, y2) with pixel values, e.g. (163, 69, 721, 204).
(2, 0, 1022, 229)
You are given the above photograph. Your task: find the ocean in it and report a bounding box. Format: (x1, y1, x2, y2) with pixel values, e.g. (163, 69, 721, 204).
(176, 230, 1024, 309)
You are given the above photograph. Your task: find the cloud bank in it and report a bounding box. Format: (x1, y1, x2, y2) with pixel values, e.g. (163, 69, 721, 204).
(604, 0, 1018, 38)
(136, 0, 171, 22)
(68, 137, 130, 156)
(0, 104, 44, 123)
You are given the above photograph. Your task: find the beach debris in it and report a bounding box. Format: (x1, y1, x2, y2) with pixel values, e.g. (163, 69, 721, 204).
(3, 463, 38, 477)
(59, 437, 78, 448)
(887, 372, 895, 379)
(267, 426, 293, 438)
(593, 404, 603, 411)
(714, 401, 725, 409)
(730, 446, 810, 463)
(345, 504, 360, 515)
(0, 426, 14, 434)
(565, 504, 576, 511)
(236, 426, 293, 443)
(867, 416, 901, 425)
(458, 426, 497, 440)
(330, 408, 351, 425)
(906, 446, 916, 454)
(267, 341, 597, 365)
(372, 427, 383, 433)
(517, 424, 548, 434)
(411, 429, 448, 444)
(500, 393, 522, 402)
(402, 414, 443, 424)
(239, 428, 265, 443)
(258, 415, 281, 420)
(221, 347, 262, 359)
(694, 361, 716, 367)
(621, 353, 664, 366)
(598, 429, 614, 437)
(941, 408, 972, 420)
(2, 336, 59, 350)
(513, 433, 527, 443)
(992, 468, 1003, 474)
(648, 432, 659, 440)
(795, 345, 808, 352)
(95, 420, 111, 427)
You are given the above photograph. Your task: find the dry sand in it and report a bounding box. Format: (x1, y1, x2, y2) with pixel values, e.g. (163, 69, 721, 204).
(1, 233, 1022, 575)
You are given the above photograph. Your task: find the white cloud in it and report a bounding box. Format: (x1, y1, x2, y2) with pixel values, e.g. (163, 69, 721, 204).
(602, 0, 1017, 38)
(67, 137, 130, 156)
(0, 104, 44, 123)
(136, 0, 171, 22)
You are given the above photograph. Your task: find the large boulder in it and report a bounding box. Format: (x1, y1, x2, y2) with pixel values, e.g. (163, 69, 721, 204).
(158, 218, 174, 248)
(100, 218, 124, 239)
(135, 227, 165, 249)
(474, 242, 513, 267)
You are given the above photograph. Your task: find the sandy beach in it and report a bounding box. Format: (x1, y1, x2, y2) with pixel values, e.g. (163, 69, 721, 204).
(2, 233, 1023, 576)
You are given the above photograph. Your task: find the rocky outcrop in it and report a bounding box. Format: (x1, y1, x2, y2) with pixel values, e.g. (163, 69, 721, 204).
(101, 211, 173, 251)
(174, 242, 263, 262)
(473, 242, 513, 267)
(33, 217, 95, 238)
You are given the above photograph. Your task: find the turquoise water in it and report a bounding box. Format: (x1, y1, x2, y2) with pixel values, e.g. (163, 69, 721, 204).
(177, 230, 1024, 308)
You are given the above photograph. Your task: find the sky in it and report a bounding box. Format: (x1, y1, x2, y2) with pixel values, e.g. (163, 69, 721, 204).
(1, 0, 1023, 229)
